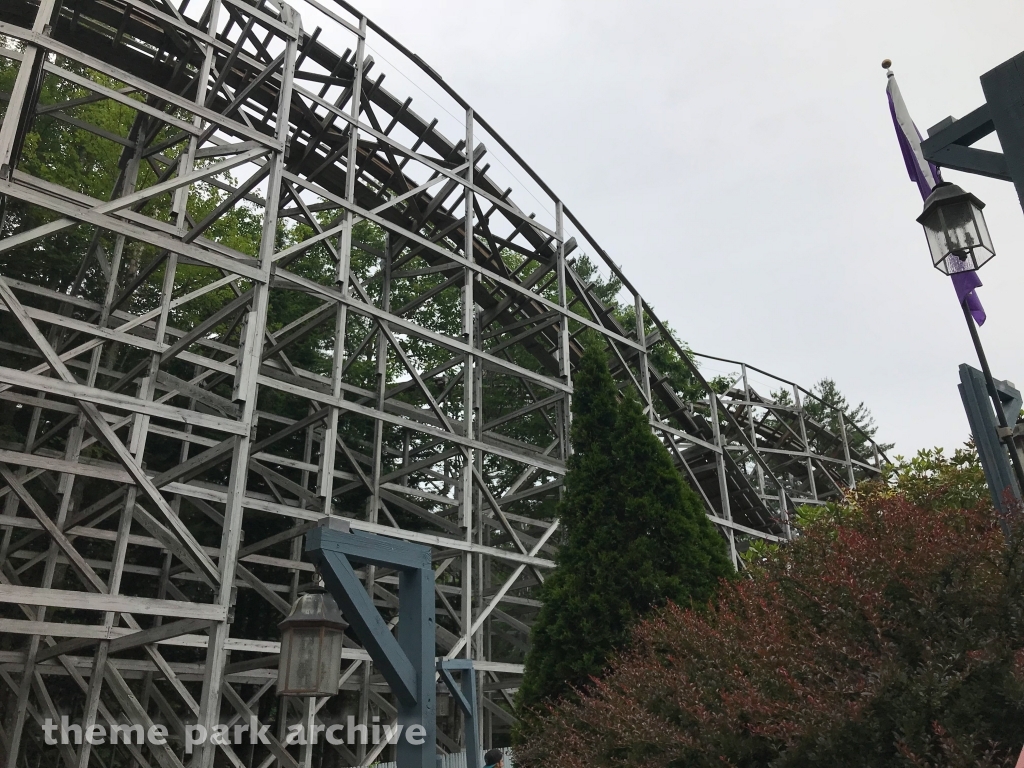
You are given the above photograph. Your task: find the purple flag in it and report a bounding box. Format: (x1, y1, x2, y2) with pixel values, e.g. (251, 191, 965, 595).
(886, 68, 986, 324)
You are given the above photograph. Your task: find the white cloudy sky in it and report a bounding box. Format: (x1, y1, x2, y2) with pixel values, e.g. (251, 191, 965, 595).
(298, 0, 1024, 457)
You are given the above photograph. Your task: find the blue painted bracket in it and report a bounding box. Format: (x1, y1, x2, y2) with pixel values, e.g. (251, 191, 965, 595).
(437, 660, 480, 768)
(305, 518, 436, 768)
(959, 363, 1022, 525)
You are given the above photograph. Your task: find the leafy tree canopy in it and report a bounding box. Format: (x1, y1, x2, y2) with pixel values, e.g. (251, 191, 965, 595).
(516, 448, 1024, 768)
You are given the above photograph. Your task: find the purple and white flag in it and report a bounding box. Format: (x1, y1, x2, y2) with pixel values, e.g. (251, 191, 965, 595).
(886, 69, 986, 324)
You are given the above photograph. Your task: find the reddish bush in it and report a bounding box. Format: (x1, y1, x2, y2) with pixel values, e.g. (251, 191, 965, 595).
(516, 481, 1024, 768)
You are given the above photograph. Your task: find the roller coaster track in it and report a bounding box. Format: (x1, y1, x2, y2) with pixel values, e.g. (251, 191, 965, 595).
(0, 0, 887, 764)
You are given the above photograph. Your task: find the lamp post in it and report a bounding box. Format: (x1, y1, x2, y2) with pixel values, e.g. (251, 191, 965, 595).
(916, 181, 1024, 497)
(277, 587, 347, 698)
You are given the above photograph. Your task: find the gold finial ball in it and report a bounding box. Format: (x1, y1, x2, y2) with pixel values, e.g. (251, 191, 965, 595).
(881, 59, 892, 69)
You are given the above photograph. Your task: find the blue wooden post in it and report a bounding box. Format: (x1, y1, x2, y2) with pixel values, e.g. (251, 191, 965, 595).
(305, 518, 436, 768)
(397, 550, 437, 768)
(438, 660, 480, 768)
(959, 363, 1022, 533)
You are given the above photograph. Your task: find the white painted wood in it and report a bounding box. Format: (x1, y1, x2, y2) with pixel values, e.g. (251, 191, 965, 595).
(0, 585, 227, 620)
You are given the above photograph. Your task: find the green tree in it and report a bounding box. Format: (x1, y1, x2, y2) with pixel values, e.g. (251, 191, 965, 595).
(517, 448, 1024, 768)
(806, 377, 893, 453)
(516, 346, 732, 716)
(771, 377, 893, 458)
(880, 444, 988, 511)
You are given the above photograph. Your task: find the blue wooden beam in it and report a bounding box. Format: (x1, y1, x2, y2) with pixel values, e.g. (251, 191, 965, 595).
(438, 660, 480, 768)
(305, 520, 436, 768)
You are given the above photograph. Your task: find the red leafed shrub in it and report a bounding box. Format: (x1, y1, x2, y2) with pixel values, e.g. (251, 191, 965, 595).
(516, 468, 1024, 768)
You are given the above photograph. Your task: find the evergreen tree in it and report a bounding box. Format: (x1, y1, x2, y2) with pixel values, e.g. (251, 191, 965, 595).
(771, 378, 894, 457)
(516, 346, 733, 715)
(518, 451, 1022, 768)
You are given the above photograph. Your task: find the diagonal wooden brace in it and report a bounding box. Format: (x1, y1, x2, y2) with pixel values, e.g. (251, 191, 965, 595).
(0, 276, 221, 587)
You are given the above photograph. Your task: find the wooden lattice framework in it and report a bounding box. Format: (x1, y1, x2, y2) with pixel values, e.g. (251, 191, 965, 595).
(0, 1, 888, 765)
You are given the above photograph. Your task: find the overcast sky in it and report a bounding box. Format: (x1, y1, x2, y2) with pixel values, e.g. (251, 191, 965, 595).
(300, 0, 1024, 457)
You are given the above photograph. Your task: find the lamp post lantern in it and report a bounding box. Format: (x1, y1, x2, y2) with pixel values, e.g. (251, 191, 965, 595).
(277, 587, 347, 698)
(885, 59, 1024, 535)
(914, 181, 1024, 510)
(917, 182, 995, 274)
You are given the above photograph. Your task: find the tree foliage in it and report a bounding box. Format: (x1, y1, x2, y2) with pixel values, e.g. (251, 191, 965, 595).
(880, 445, 989, 512)
(516, 449, 1024, 768)
(773, 377, 894, 457)
(515, 346, 732, 717)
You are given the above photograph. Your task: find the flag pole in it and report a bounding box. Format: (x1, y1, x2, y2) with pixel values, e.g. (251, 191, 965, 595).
(884, 59, 1023, 511)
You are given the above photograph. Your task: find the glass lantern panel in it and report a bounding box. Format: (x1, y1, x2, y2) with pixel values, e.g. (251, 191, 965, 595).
(926, 232, 947, 270)
(921, 210, 950, 272)
(973, 201, 992, 248)
(285, 627, 322, 694)
(936, 199, 981, 258)
(971, 200, 995, 268)
(944, 252, 975, 274)
(972, 250, 996, 269)
(317, 630, 344, 695)
(278, 630, 293, 692)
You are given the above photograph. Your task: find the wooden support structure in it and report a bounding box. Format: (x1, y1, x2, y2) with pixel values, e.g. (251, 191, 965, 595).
(0, 1, 888, 765)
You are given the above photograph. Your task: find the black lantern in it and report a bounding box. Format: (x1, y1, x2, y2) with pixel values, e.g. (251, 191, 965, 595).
(917, 182, 994, 274)
(277, 587, 347, 697)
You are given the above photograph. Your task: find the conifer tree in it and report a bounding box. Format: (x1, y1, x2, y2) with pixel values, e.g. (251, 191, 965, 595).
(516, 346, 732, 714)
